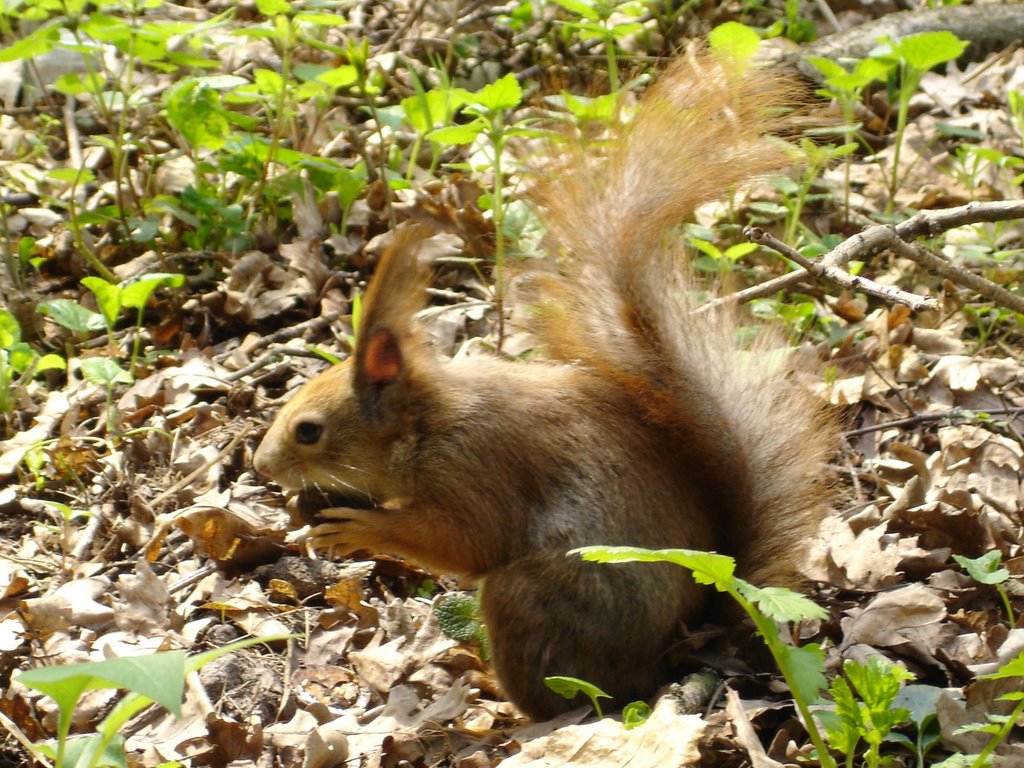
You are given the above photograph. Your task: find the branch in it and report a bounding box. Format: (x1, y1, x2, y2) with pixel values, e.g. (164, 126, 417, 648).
(703, 200, 1024, 314)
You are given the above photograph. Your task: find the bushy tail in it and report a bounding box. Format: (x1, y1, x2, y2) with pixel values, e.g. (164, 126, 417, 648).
(531, 46, 833, 585)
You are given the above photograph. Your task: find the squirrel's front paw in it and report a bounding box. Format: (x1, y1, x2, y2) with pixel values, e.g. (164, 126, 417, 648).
(286, 507, 387, 558)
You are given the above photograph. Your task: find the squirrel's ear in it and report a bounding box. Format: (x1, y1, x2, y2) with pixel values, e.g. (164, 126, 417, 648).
(360, 326, 404, 384)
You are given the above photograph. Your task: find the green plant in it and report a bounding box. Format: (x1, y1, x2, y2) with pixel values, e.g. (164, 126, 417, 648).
(954, 551, 1019, 628)
(390, 72, 467, 183)
(427, 73, 542, 341)
(81, 356, 133, 433)
(874, 31, 968, 213)
(16, 635, 287, 768)
(804, 54, 893, 219)
(891, 684, 944, 768)
(545, 675, 612, 717)
(36, 299, 107, 341)
(576, 545, 1024, 766)
(946, 145, 1024, 194)
(963, 305, 1023, 349)
(1007, 91, 1024, 145)
(816, 656, 914, 768)
(39, 500, 93, 557)
(151, 181, 253, 252)
(574, 546, 835, 764)
(551, 0, 649, 93)
(774, 139, 857, 246)
(941, 652, 1024, 768)
(434, 592, 490, 659)
(0, 0, 218, 248)
(0, 308, 66, 416)
(82, 271, 185, 370)
(762, 0, 816, 43)
(688, 236, 759, 275)
(230, 0, 350, 232)
(621, 700, 652, 729)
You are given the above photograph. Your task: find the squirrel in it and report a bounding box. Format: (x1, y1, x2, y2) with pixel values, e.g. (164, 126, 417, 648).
(253, 47, 835, 721)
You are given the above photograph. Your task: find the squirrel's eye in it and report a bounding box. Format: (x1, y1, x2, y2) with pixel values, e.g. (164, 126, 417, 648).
(295, 420, 323, 445)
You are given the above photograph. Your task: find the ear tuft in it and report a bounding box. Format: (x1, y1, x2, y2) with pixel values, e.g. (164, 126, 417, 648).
(361, 326, 404, 384)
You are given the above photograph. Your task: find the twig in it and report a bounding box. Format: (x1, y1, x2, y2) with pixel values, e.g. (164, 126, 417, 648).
(887, 238, 1024, 315)
(153, 424, 251, 509)
(379, 0, 430, 54)
(225, 348, 330, 383)
(744, 226, 938, 312)
(71, 500, 108, 562)
(704, 201, 1024, 314)
(812, 0, 843, 34)
(893, 200, 1024, 239)
(245, 311, 341, 353)
(843, 406, 1024, 439)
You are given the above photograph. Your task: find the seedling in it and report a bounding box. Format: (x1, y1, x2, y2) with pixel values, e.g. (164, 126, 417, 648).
(817, 656, 913, 768)
(17, 635, 289, 768)
(550, 0, 649, 93)
(873, 31, 968, 213)
(0, 309, 66, 417)
(545, 675, 612, 717)
(954, 551, 1019, 628)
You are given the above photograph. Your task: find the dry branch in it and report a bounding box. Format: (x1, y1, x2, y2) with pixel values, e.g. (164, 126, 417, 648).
(712, 201, 1024, 315)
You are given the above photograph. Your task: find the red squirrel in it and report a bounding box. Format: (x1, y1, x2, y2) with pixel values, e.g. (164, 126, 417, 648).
(253, 48, 835, 720)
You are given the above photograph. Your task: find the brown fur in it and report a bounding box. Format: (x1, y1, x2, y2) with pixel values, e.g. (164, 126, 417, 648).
(253, 48, 834, 720)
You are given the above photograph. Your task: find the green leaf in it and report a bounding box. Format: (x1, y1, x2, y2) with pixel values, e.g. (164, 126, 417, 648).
(317, 64, 358, 89)
(163, 78, 235, 151)
(253, 68, 284, 97)
(709, 22, 761, 64)
(34, 733, 127, 768)
(8, 343, 34, 375)
(953, 550, 1009, 585)
(820, 676, 861, 756)
(622, 700, 652, 729)
(428, 123, 485, 146)
(401, 88, 466, 134)
(978, 649, 1024, 680)
(805, 55, 892, 92)
(472, 73, 522, 112)
(0, 26, 60, 62)
(804, 55, 847, 81)
(845, 656, 913, 709)
(35, 353, 67, 375)
(890, 31, 968, 73)
(561, 91, 617, 123)
(37, 299, 106, 335)
(434, 593, 484, 644)
(573, 546, 736, 590)
(256, 0, 291, 15)
(48, 167, 96, 186)
(544, 676, 610, 716)
(741, 584, 828, 623)
(296, 12, 347, 26)
(81, 357, 134, 388)
(17, 651, 187, 739)
(551, 0, 599, 20)
(120, 273, 185, 310)
(81, 276, 122, 329)
(0, 309, 20, 349)
(779, 643, 828, 704)
(893, 684, 942, 729)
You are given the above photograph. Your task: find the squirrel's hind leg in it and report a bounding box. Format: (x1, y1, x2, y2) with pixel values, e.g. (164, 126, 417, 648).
(479, 555, 705, 720)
